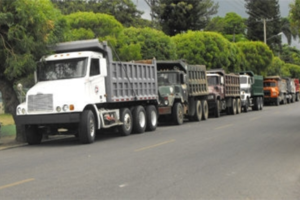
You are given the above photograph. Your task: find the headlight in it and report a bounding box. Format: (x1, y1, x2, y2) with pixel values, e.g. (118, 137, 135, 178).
(63, 104, 69, 112)
(164, 100, 168, 105)
(56, 106, 61, 112)
(17, 107, 21, 114)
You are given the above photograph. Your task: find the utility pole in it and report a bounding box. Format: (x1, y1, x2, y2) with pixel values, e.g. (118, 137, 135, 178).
(257, 18, 273, 44)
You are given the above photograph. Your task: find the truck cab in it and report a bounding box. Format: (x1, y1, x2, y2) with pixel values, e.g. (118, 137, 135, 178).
(263, 76, 282, 105)
(207, 73, 225, 101)
(239, 74, 252, 106)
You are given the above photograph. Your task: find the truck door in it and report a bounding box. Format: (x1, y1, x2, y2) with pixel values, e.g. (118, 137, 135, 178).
(88, 57, 107, 103)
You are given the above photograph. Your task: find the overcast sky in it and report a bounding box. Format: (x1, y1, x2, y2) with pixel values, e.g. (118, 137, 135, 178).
(134, 0, 299, 49)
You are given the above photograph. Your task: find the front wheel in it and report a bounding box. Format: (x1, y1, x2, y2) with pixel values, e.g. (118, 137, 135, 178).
(214, 100, 221, 118)
(173, 102, 184, 125)
(202, 100, 209, 120)
(78, 110, 96, 144)
(236, 98, 241, 114)
(26, 125, 42, 145)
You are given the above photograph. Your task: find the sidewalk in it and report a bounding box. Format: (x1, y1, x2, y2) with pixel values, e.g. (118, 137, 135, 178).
(0, 135, 26, 150)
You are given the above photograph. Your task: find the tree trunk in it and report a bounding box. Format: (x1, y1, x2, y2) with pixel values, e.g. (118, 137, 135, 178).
(0, 79, 26, 142)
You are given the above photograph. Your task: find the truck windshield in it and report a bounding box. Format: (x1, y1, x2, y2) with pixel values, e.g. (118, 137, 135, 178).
(207, 76, 218, 86)
(157, 73, 179, 85)
(37, 58, 88, 81)
(264, 82, 276, 87)
(239, 77, 247, 84)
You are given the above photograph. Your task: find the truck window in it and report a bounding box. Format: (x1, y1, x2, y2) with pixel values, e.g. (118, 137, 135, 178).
(37, 58, 87, 81)
(264, 82, 276, 87)
(90, 58, 100, 76)
(157, 73, 179, 85)
(239, 77, 247, 84)
(207, 76, 218, 86)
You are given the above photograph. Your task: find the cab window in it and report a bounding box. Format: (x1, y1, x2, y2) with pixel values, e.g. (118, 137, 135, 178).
(90, 59, 100, 76)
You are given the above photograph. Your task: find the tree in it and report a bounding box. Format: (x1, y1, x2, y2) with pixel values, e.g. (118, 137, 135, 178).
(154, 0, 219, 36)
(116, 27, 177, 61)
(280, 44, 300, 65)
(51, 0, 146, 28)
(245, 0, 282, 52)
(236, 41, 273, 75)
(171, 31, 243, 72)
(280, 17, 298, 45)
(0, 0, 66, 142)
(204, 16, 225, 33)
(289, 0, 300, 34)
(64, 12, 124, 41)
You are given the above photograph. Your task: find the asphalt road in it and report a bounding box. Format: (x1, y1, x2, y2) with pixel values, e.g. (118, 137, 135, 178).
(1, 103, 300, 199)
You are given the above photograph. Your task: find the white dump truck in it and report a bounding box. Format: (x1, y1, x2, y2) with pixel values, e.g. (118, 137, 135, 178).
(16, 39, 159, 145)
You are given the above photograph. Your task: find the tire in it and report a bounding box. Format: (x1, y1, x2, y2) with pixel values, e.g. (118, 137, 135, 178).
(231, 98, 237, 115)
(214, 100, 221, 118)
(252, 97, 259, 110)
(118, 108, 133, 136)
(173, 102, 184, 125)
(146, 105, 158, 131)
(202, 100, 209, 120)
(296, 93, 299, 102)
(236, 98, 241, 114)
(276, 97, 280, 106)
(244, 98, 249, 113)
(193, 100, 202, 121)
(132, 106, 147, 134)
(26, 125, 42, 145)
(260, 97, 263, 110)
(78, 110, 96, 144)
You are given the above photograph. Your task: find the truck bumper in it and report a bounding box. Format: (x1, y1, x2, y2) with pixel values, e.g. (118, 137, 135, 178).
(158, 106, 172, 115)
(16, 113, 81, 125)
(264, 97, 276, 103)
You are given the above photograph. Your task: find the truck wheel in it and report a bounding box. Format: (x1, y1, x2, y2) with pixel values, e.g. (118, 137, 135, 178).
(173, 102, 184, 125)
(202, 100, 209, 120)
(146, 105, 158, 131)
(118, 108, 133, 136)
(78, 110, 96, 144)
(26, 125, 42, 145)
(236, 98, 241, 114)
(132, 106, 146, 134)
(192, 100, 202, 121)
(296, 93, 299, 102)
(231, 98, 237, 115)
(244, 98, 249, 113)
(276, 97, 280, 106)
(260, 97, 263, 110)
(214, 100, 221, 118)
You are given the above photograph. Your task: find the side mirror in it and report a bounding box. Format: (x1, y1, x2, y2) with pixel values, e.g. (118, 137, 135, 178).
(220, 76, 224, 85)
(100, 58, 107, 76)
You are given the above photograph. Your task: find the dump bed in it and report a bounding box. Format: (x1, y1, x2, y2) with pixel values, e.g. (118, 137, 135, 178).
(283, 77, 296, 93)
(52, 39, 158, 103)
(187, 65, 209, 97)
(224, 73, 240, 97)
(294, 79, 299, 93)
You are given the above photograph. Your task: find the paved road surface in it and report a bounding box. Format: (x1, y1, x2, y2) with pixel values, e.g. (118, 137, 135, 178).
(1, 103, 300, 199)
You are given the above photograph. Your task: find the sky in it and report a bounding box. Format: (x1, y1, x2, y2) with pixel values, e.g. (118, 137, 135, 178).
(134, 0, 299, 49)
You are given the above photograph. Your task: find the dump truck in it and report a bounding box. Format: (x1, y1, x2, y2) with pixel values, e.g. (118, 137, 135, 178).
(16, 39, 159, 145)
(239, 71, 264, 112)
(156, 60, 209, 125)
(294, 78, 300, 101)
(283, 77, 296, 103)
(206, 69, 241, 117)
(263, 76, 288, 105)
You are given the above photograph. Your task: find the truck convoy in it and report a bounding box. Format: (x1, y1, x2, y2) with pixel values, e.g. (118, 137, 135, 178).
(263, 76, 288, 106)
(156, 60, 209, 125)
(206, 69, 241, 117)
(239, 71, 264, 112)
(16, 39, 159, 145)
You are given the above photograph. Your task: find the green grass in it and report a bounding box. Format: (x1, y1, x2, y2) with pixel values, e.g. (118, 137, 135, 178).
(0, 114, 16, 137)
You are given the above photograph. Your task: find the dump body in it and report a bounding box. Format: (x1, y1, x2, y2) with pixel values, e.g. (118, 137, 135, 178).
(156, 60, 209, 124)
(207, 69, 242, 117)
(283, 77, 296, 103)
(294, 78, 300, 101)
(238, 71, 264, 112)
(16, 39, 159, 145)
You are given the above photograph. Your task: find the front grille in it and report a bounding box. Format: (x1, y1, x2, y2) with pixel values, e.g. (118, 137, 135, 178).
(264, 90, 270, 96)
(28, 94, 53, 112)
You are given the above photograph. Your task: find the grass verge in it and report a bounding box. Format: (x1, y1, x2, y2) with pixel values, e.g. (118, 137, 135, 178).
(0, 114, 16, 137)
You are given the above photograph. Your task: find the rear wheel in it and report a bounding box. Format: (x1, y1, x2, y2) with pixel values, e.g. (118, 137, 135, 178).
(252, 97, 259, 110)
(276, 97, 280, 106)
(202, 100, 209, 120)
(236, 98, 241, 114)
(132, 106, 146, 134)
(78, 110, 96, 144)
(146, 105, 158, 131)
(173, 102, 184, 125)
(260, 97, 264, 110)
(214, 100, 221, 118)
(193, 100, 202, 121)
(296, 93, 299, 102)
(26, 125, 42, 145)
(118, 108, 133, 136)
(231, 98, 237, 115)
